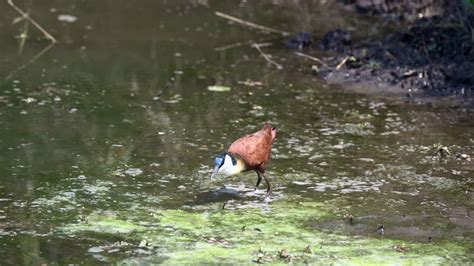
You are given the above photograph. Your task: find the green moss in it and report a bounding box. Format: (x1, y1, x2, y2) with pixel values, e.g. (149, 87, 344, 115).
(58, 200, 473, 264)
(155, 209, 212, 230)
(59, 211, 145, 236)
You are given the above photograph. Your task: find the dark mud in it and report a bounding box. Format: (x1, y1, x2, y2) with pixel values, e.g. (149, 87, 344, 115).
(352, 0, 448, 19)
(311, 5, 474, 105)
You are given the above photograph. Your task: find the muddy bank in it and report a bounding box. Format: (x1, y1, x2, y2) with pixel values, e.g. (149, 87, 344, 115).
(307, 2, 474, 105)
(352, 0, 448, 19)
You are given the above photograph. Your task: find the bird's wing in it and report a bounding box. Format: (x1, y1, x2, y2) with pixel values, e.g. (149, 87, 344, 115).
(228, 128, 273, 169)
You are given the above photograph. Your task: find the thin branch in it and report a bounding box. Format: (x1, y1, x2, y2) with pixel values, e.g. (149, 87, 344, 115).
(214, 40, 249, 52)
(251, 42, 282, 70)
(8, 0, 57, 43)
(6, 42, 55, 80)
(215, 40, 272, 52)
(17, 18, 30, 55)
(153, 76, 175, 100)
(294, 51, 328, 67)
(214, 35, 283, 52)
(215, 11, 289, 36)
(252, 42, 273, 48)
(6, 0, 57, 80)
(421, 36, 438, 91)
(336, 56, 350, 70)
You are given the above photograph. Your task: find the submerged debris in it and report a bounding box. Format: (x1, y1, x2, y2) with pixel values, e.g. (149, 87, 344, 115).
(278, 249, 293, 262)
(456, 152, 471, 161)
(303, 244, 313, 254)
(392, 245, 410, 253)
(377, 225, 385, 235)
(203, 236, 232, 248)
(114, 168, 144, 177)
(346, 214, 354, 226)
(237, 79, 263, 87)
(252, 247, 274, 264)
(286, 32, 312, 50)
(88, 246, 104, 253)
(433, 145, 451, 159)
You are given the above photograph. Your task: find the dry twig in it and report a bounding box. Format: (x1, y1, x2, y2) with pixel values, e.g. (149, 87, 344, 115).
(215, 38, 275, 52)
(336, 56, 350, 70)
(294, 51, 328, 67)
(6, 0, 57, 80)
(6, 43, 55, 80)
(7, 0, 56, 43)
(215, 11, 289, 36)
(251, 42, 283, 70)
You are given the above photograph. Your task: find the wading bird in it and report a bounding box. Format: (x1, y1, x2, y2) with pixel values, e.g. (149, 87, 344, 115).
(210, 122, 276, 198)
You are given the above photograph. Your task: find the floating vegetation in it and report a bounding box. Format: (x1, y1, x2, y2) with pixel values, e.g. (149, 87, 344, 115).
(207, 85, 231, 92)
(54, 200, 472, 264)
(114, 167, 144, 177)
(15, 168, 471, 264)
(57, 14, 78, 23)
(340, 122, 375, 136)
(60, 210, 145, 236)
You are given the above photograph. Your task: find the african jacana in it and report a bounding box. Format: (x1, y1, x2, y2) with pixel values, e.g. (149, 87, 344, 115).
(210, 122, 276, 198)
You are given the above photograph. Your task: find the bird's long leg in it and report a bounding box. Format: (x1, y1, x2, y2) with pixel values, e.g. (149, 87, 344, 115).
(261, 172, 272, 198)
(254, 171, 263, 190)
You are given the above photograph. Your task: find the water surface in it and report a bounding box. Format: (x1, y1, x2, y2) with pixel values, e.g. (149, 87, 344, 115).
(0, 0, 473, 264)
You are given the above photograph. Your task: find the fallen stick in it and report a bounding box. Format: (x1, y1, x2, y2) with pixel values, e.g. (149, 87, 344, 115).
(215, 40, 274, 52)
(215, 11, 289, 36)
(251, 42, 282, 70)
(214, 35, 283, 52)
(6, 42, 54, 80)
(214, 40, 249, 52)
(6, 0, 57, 80)
(294, 51, 328, 67)
(153, 76, 175, 100)
(7, 0, 57, 43)
(336, 56, 350, 70)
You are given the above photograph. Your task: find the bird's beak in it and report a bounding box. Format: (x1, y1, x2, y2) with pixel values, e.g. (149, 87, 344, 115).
(210, 166, 219, 180)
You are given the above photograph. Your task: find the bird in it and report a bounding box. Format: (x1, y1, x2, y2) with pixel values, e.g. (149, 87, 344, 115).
(210, 122, 276, 198)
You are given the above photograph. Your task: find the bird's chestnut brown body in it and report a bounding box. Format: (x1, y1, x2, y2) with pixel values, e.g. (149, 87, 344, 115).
(210, 122, 276, 198)
(228, 122, 276, 173)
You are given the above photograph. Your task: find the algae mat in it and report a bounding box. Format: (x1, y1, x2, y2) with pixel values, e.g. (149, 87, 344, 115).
(56, 199, 472, 264)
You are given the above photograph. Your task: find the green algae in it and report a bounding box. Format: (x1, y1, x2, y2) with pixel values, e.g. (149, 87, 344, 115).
(59, 211, 145, 236)
(57, 200, 473, 264)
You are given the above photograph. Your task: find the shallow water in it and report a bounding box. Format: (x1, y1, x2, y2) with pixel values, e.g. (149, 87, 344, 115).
(0, 0, 473, 264)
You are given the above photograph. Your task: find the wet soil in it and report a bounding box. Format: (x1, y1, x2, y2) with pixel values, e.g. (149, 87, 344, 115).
(311, 6, 474, 105)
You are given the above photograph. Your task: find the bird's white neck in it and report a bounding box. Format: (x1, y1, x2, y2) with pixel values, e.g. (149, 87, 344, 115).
(218, 154, 246, 176)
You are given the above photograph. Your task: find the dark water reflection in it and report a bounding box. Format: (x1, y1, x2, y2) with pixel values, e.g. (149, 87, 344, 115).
(0, 0, 473, 264)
